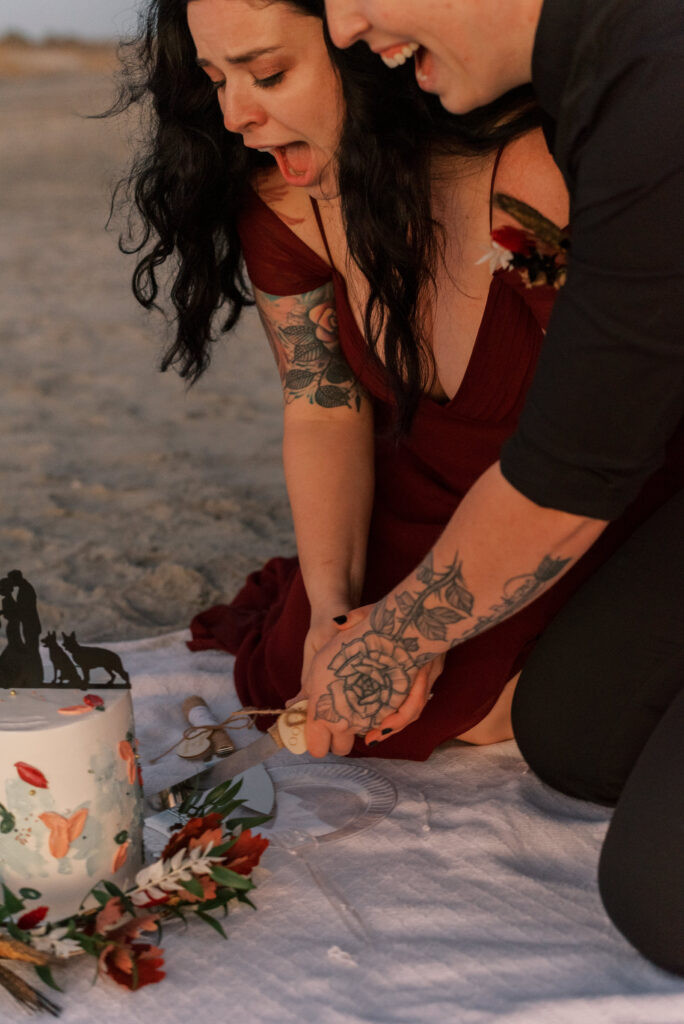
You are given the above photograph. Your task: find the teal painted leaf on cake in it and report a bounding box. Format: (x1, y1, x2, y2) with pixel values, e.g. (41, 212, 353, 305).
(0, 802, 15, 834)
(19, 888, 42, 901)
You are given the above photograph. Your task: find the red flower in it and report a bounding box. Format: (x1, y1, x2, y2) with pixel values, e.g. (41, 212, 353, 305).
(17, 906, 48, 930)
(161, 813, 223, 862)
(100, 941, 166, 990)
(84, 694, 104, 708)
(491, 225, 534, 255)
(98, 915, 165, 990)
(223, 830, 269, 876)
(14, 762, 48, 789)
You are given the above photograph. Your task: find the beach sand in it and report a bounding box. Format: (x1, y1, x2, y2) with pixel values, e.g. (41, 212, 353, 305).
(1, 45, 294, 642)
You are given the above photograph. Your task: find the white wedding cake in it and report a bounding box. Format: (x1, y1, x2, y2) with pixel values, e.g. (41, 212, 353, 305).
(0, 686, 143, 924)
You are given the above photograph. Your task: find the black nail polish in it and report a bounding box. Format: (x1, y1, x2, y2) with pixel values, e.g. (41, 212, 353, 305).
(368, 740, 379, 747)
(332, 614, 348, 624)
(381, 728, 392, 736)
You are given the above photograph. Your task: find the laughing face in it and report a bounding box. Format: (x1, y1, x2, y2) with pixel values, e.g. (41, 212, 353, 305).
(323, 0, 539, 114)
(187, 0, 343, 195)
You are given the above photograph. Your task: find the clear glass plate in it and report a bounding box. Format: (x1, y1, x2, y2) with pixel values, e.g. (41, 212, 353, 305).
(265, 762, 397, 843)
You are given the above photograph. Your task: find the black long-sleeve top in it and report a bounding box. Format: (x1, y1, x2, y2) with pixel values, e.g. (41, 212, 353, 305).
(500, 0, 684, 519)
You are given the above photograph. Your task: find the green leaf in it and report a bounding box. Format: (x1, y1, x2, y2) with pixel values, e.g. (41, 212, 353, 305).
(73, 933, 100, 956)
(102, 881, 125, 900)
(6, 922, 30, 943)
(205, 778, 243, 803)
(89, 890, 111, 907)
(225, 813, 271, 831)
(236, 893, 257, 911)
(1, 884, 24, 915)
(179, 876, 204, 899)
(196, 910, 228, 939)
(34, 964, 63, 993)
(210, 866, 253, 891)
(196, 895, 234, 913)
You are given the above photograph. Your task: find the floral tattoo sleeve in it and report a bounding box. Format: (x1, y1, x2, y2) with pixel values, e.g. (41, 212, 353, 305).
(255, 283, 365, 411)
(314, 550, 572, 733)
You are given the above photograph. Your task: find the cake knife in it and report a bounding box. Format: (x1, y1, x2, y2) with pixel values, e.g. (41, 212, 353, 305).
(145, 700, 308, 812)
(196, 699, 309, 783)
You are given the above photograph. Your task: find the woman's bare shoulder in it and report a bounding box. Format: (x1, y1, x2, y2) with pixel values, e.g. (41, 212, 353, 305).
(495, 128, 569, 227)
(252, 165, 330, 263)
(252, 166, 316, 229)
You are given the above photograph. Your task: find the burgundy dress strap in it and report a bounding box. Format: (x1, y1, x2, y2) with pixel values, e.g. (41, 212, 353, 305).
(489, 146, 505, 231)
(309, 197, 337, 270)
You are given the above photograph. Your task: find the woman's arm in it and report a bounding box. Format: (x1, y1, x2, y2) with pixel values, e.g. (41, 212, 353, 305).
(254, 283, 374, 672)
(304, 461, 607, 757)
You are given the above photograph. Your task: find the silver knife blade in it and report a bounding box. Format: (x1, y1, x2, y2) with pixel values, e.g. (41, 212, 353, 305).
(195, 731, 280, 788)
(143, 732, 279, 822)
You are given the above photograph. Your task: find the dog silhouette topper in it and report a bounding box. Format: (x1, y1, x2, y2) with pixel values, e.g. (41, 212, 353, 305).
(0, 571, 130, 689)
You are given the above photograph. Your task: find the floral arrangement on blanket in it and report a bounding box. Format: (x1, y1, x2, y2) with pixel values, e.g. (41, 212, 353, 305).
(0, 779, 269, 1016)
(479, 192, 570, 289)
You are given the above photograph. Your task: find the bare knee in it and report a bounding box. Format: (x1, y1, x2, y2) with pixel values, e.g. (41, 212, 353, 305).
(456, 673, 519, 745)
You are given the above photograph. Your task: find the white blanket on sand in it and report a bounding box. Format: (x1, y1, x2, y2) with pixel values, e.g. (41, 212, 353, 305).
(38, 631, 684, 1024)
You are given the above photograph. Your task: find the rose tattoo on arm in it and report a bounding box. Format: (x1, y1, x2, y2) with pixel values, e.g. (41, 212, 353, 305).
(314, 551, 572, 733)
(254, 284, 365, 411)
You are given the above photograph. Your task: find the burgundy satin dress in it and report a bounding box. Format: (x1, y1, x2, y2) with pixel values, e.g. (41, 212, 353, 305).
(189, 188, 684, 761)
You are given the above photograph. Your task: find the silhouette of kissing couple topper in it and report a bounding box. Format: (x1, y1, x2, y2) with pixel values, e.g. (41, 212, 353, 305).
(0, 570, 129, 690)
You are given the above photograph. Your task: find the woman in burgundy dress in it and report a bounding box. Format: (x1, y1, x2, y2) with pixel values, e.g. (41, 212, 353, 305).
(114, 0, 684, 761)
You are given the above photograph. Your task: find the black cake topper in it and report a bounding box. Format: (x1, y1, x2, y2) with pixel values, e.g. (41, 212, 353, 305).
(0, 570, 130, 689)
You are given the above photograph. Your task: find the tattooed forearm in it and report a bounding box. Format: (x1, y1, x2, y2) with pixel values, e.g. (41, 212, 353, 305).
(461, 554, 571, 639)
(255, 284, 365, 411)
(313, 551, 572, 731)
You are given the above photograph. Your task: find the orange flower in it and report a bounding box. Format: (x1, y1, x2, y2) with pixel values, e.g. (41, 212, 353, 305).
(177, 875, 217, 904)
(95, 897, 126, 934)
(161, 813, 223, 861)
(99, 941, 166, 990)
(223, 830, 269, 876)
(97, 914, 165, 990)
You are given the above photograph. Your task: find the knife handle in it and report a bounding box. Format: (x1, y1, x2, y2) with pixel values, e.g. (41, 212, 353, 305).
(269, 699, 309, 754)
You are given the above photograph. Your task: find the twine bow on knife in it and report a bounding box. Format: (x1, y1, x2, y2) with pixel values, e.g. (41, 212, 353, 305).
(148, 705, 306, 765)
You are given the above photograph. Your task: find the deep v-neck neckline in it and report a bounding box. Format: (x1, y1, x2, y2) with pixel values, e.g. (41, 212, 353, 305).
(251, 187, 501, 411)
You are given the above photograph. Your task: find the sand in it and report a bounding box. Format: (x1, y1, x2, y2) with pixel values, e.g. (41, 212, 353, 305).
(1, 45, 294, 642)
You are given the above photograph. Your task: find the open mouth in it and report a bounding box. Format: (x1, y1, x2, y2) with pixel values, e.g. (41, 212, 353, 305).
(272, 142, 315, 187)
(379, 41, 420, 68)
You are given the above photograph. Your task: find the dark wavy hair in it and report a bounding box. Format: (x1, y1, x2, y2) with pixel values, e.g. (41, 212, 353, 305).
(110, 0, 541, 430)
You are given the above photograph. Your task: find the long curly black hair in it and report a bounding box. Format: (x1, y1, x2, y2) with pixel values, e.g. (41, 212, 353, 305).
(110, 0, 541, 431)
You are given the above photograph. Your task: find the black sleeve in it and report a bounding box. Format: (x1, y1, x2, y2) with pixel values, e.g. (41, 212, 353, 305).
(501, 47, 684, 520)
